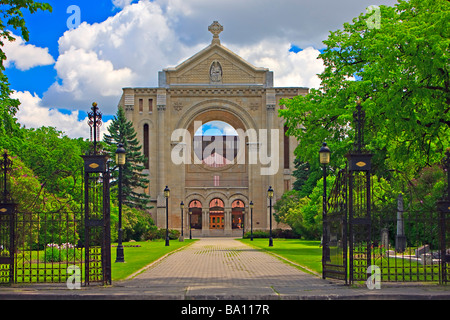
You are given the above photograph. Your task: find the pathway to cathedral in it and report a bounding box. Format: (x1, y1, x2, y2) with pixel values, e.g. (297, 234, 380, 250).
(117, 237, 334, 299)
(1, 238, 449, 300)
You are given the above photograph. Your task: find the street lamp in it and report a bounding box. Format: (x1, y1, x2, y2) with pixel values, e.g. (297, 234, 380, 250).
(189, 209, 192, 240)
(164, 186, 170, 246)
(180, 201, 185, 242)
(115, 143, 126, 263)
(268, 186, 274, 247)
(319, 142, 331, 265)
(242, 209, 245, 239)
(249, 201, 254, 241)
(319, 142, 331, 166)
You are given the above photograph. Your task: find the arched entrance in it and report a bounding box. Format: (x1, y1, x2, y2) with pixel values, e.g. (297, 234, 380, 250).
(232, 199, 245, 230)
(189, 200, 202, 230)
(209, 198, 224, 230)
(180, 105, 255, 237)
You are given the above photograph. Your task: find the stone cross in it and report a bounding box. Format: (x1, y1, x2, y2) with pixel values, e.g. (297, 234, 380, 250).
(209, 21, 223, 44)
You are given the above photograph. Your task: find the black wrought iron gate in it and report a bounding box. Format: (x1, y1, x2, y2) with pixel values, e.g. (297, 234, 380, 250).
(82, 155, 111, 286)
(323, 103, 449, 285)
(0, 204, 14, 284)
(347, 156, 373, 282)
(0, 103, 112, 286)
(322, 169, 347, 283)
(0, 152, 14, 284)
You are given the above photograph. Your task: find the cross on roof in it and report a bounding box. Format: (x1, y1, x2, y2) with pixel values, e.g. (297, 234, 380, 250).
(208, 21, 223, 44)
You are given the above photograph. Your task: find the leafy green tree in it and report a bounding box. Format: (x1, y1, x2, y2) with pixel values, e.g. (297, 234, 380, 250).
(104, 107, 151, 210)
(0, 1, 52, 135)
(292, 158, 324, 198)
(0, 127, 89, 202)
(280, 0, 450, 177)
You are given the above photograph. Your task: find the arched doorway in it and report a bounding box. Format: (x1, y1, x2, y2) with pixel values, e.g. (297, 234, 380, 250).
(209, 198, 224, 230)
(194, 120, 239, 169)
(189, 200, 202, 230)
(232, 199, 245, 229)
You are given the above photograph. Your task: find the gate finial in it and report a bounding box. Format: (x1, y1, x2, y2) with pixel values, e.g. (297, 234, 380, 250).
(0, 151, 12, 203)
(87, 102, 103, 155)
(353, 99, 365, 153)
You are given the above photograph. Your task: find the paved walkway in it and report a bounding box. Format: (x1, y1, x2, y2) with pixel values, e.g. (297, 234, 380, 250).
(1, 238, 449, 300)
(118, 237, 332, 299)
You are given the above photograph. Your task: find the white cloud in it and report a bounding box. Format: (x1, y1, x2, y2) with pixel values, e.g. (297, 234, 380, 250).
(3, 33, 54, 70)
(230, 41, 324, 89)
(45, 47, 135, 105)
(36, 0, 398, 136)
(112, 0, 134, 9)
(12, 90, 111, 140)
(43, 1, 204, 114)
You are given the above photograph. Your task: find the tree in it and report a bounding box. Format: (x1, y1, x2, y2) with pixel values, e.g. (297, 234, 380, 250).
(280, 0, 450, 177)
(103, 107, 151, 210)
(0, 1, 52, 135)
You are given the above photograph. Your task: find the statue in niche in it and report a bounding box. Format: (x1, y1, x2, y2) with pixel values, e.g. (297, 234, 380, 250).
(210, 61, 222, 83)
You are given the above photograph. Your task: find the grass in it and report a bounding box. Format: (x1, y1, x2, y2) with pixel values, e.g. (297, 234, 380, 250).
(11, 239, 196, 283)
(238, 239, 442, 283)
(111, 239, 197, 281)
(239, 238, 323, 275)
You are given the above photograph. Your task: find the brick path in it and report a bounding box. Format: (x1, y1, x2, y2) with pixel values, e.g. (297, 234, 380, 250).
(1, 237, 449, 300)
(118, 238, 340, 299)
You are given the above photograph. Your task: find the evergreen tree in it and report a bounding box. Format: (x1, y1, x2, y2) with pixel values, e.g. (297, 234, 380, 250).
(104, 107, 151, 210)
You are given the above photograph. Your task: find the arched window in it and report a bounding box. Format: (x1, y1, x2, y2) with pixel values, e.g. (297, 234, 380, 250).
(209, 198, 224, 229)
(143, 124, 149, 169)
(193, 121, 239, 168)
(189, 200, 202, 230)
(232, 199, 245, 229)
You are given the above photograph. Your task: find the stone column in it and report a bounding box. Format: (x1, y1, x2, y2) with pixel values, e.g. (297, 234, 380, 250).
(156, 90, 166, 228)
(224, 207, 232, 236)
(265, 89, 276, 231)
(202, 209, 210, 237)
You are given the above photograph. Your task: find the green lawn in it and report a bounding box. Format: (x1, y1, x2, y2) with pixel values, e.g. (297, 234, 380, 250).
(111, 239, 197, 280)
(239, 238, 323, 275)
(238, 239, 442, 283)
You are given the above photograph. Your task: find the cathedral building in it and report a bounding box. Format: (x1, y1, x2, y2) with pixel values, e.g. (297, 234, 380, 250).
(117, 22, 308, 237)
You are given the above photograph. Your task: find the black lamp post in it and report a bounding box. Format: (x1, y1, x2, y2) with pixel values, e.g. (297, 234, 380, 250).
(189, 209, 192, 240)
(249, 201, 254, 241)
(164, 186, 170, 246)
(268, 186, 274, 247)
(115, 143, 126, 263)
(319, 142, 331, 264)
(180, 201, 184, 242)
(242, 209, 245, 239)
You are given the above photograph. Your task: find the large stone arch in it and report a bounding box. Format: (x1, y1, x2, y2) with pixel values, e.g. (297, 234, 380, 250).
(174, 98, 259, 135)
(185, 192, 206, 206)
(205, 191, 228, 207)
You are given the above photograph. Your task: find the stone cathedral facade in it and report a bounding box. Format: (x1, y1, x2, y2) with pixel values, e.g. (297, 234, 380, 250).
(117, 22, 308, 237)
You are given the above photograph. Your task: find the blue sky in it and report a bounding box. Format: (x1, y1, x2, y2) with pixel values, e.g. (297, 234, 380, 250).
(194, 121, 238, 136)
(4, 0, 398, 138)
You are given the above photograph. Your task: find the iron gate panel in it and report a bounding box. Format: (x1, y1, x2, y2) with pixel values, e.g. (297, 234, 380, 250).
(83, 155, 111, 286)
(370, 208, 443, 283)
(348, 171, 372, 282)
(0, 204, 15, 284)
(14, 205, 84, 284)
(0, 152, 15, 284)
(438, 201, 450, 284)
(323, 169, 348, 282)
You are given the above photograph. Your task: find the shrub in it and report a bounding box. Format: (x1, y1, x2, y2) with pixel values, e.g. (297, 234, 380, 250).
(143, 228, 180, 240)
(43, 243, 82, 262)
(244, 229, 300, 239)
